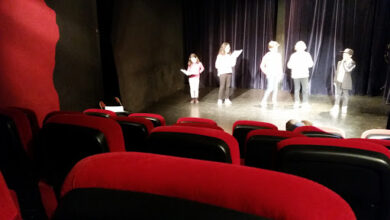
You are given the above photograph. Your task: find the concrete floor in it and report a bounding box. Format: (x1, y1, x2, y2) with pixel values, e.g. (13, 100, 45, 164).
(144, 87, 389, 138)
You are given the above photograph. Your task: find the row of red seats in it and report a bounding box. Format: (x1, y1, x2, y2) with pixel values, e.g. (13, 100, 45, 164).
(1, 107, 390, 219)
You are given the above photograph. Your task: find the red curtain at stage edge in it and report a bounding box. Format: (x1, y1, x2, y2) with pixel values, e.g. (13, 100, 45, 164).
(0, 0, 60, 125)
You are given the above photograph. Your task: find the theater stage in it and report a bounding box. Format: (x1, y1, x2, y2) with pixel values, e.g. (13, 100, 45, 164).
(144, 88, 388, 138)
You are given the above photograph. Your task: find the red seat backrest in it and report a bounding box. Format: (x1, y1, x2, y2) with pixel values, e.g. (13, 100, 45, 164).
(0, 172, 22, 220)
(61, 152, 356, 220)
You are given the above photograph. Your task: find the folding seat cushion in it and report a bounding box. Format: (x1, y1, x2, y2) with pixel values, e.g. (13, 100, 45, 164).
(35, 114, 125, 195)
(54, 152, 356, 220)
(113, 116, 154, 152)
(232, 120, 278, 158)
(245, 129, 303, 169)
(293, 126, 343, 138)
(147, 126, 240, 164)
(0, 172, 21, 220)
(83, 108, 117, 118)
(277, 137, 390, 220)
(361, 129, 390, 139)
(128, 113, 166, 127)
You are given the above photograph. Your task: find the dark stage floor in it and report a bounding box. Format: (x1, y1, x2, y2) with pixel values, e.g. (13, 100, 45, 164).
(144, 87, 389, 138)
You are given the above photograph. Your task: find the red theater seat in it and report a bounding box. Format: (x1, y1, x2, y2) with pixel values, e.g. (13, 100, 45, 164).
(245, 129, 303, 169)
(0, 108, 48, 219)
(113, 116, 154, 152)
(54, 152, 356, 220)
(175, 117, 223, 130)
(83, 108, 117, 118)
(361, 129, 390, 139)
(278, 137, 390, 220)
(147, 125, 240, 164)
(129, 113, 166, 127)
(35, 114, 125, 195)
(0, 172, 21, 220)
(43, 111, 82, 124)
(232, 120, 278, 158)
(293, 126, 343, 138)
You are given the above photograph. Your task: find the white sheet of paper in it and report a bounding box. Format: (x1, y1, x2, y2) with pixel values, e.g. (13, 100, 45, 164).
(104, 106, 124, 112)
(180, 69, 190, 76)
(232, 49, 243, 58)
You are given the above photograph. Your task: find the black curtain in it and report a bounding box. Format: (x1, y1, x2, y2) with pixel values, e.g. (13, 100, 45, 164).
(184, 0, 390, 96)
(284, 0, 390, 96)
(183, 0, 277, 89)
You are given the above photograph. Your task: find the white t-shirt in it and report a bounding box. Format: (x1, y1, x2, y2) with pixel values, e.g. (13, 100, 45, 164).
(215, 54, 237, 76)
(260, 51, 283, 78)
(287, 51, 314, 79)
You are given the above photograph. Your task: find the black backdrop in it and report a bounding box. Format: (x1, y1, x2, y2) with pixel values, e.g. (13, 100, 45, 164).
(184, 0, 390, 97)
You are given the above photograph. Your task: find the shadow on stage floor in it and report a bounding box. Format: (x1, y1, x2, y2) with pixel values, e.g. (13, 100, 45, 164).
(144, 87, 388, 138)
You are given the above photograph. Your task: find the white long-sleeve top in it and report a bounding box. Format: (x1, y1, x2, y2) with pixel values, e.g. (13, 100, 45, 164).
(287, 51, 314, 79)
(260, 51, 283, 78)
(215, 54, 237, 76)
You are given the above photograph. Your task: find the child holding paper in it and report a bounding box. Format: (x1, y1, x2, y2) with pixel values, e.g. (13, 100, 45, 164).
(215, 42, 242, 105)
(181, 53, 204, 103)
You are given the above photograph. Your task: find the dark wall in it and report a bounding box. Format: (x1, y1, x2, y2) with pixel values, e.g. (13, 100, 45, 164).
(112, 0, 184, 112)
(46, 0, 104, 111)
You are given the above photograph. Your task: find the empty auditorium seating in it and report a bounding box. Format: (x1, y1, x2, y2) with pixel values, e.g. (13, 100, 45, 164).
(361, 129, 390, 139)
(53, 152, 356, 220)
(114, 116, 153, 152)
(35, 114, 125, 195)
(0, 172, 21, 220)
(83, 108, 117, 118)
(277, 137, 390, 220)
(232, 120, 278, 158)
(293, 126, 343, 138)
(245, 129, 303, 169)
(129, 113, 166, 127)
(147, 125, 240, 164)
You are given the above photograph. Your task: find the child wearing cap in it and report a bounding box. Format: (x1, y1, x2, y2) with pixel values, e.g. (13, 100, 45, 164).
(260, 41, 283, 107)
(331, 48, 356, 114)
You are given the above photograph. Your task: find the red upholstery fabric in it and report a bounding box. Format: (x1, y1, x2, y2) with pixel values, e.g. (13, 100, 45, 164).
(83, 109, 117, 118)
(293, 126, 327, 134)
(43, 111, 83, 124)
(46, 114, 125, 152)
(246, 129, 304, 143)
(173, 123, 224, 131)
(0, 108, 33, 155)
(38, 181, 57, 219)
(114, 116, 154, 134)
(61, 152, 356, 220)
(232, 120, 278, 131)
(151, 126, 240, 164)
(0, 172, 22, 220)
(129, 113, 166, 126)
(277, 137, 390, 158)
(176, 117, 218, 126)
(349, 138, 390, 148)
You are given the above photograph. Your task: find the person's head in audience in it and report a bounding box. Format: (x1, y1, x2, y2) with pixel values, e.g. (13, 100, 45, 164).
(286, 119, 313, 131)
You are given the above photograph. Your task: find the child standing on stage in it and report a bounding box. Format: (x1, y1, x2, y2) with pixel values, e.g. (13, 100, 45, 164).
(260, 41, 283, 107)
(181, 53, 204, 103)
(287, 41, 314, 109)
(215, 42, 242, 105)
(331, 48, 356, 114)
